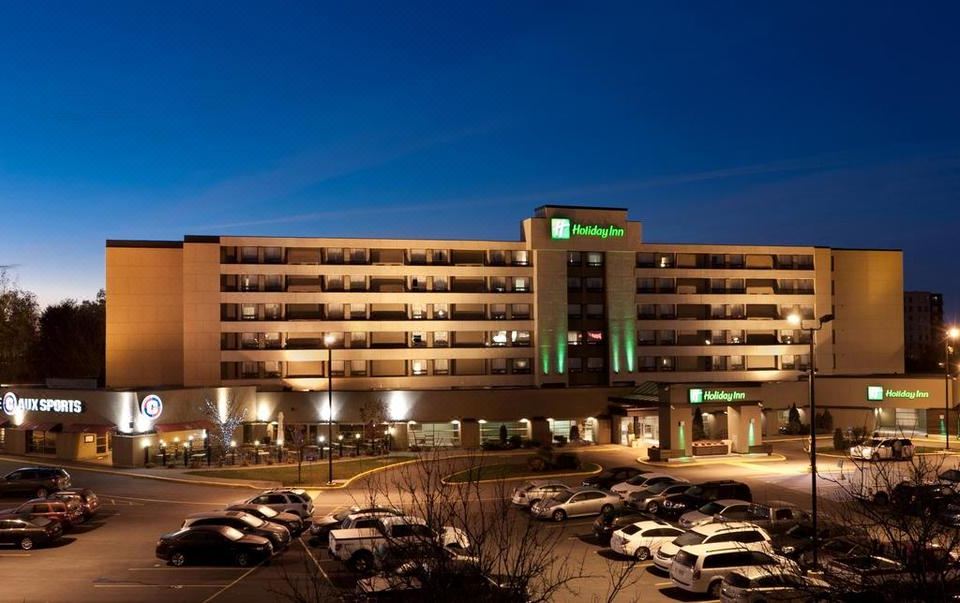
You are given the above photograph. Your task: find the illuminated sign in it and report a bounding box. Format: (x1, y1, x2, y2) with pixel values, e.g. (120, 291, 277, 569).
(140, 394, 163, 420)
(2, 392, 84, 415)
(550, 218, 624, 240)
(689, 388, 748, 404)
(867, 386, 930, 401)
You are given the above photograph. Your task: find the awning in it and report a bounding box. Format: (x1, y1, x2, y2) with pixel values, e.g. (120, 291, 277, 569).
(154, 421, 214, 434)
(62, 424, 115, 435)
(608, 381, 663, 406)
(18, 422, 62, 432)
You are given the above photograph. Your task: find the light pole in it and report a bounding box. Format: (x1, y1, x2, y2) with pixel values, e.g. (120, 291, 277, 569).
(947, 327, 959, 450)
(788, 311, 834, 571)
(324, 333, 335, 485)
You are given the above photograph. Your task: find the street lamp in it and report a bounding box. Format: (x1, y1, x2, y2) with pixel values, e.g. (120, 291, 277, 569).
(947, 327, 959, 450)
(787, 311, 834, 570)
(324, 333, 336, 485)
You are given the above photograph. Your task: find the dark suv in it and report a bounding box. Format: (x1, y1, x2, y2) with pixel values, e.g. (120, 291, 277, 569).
(0, 468, 70, 498)
(658, 480, 752, 519)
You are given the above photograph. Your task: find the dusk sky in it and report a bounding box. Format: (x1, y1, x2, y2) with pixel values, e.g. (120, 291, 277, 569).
(1, 2, 958, 317)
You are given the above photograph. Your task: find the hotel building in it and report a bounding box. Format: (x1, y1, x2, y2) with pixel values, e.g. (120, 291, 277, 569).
(1, 205, 952, 465)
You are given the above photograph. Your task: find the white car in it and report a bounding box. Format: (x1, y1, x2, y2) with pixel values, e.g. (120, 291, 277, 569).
(678, 498, 752, 529)
(720, 565, 830, 603)
(654, 522, 772, 573)
(610, 473, 677, 499)
(510, 480, 572, 507)
(670, 541, 797, 597)
(609, 519, 684, 560)
(849, 438, 914, 461)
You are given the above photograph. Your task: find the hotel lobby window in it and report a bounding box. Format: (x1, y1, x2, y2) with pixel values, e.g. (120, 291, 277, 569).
(586, 252, 603, 267)
(433, 358, 449, 375)
(433, 304, 449, 319)
(241, 304, 257, 320)
(350, 360, 367, 376)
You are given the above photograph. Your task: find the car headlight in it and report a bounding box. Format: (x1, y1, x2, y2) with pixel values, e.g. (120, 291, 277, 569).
(782, 546, 795, 554)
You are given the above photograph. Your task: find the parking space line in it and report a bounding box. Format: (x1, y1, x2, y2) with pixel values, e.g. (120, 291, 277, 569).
(654, 581, 672, 587)
(95, 584, 223, 588)
(0, 553, 31, 557)
(200, 563, 262, 603)
(299, 537, 333, 585)
(129, 567, 247, 572)
(97, 493, 229, 506)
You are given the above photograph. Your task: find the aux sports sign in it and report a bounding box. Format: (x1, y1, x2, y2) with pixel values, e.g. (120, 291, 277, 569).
(140, 394, 163, 420)
(2, 391, 84, 415)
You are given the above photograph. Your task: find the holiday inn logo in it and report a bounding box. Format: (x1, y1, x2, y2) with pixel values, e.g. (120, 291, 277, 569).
(688, 388, 747, 404)
(689, 388, 704, 404)
(549, 217, 624, 240)
(867, 385, 884, 401)
(550, 218, 571, 240)
(867, 385, 930, 401)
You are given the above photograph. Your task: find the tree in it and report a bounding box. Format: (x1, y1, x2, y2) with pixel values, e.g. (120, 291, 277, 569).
(288, 425, 308, 484)
(568, 423, 580, 443)
(0, 270, 39, 383)
(787, 403, 804, 435)
(692, 407, 706, 441)
(359, 398, 389, 452)
(499, 424, 508, 444)
(35, 290, 105, 383)
(201, 398, 247, 465)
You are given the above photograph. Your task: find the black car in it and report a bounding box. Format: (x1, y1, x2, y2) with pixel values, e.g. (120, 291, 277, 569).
(156, 525, 273, 567)
(309, 505, 405, 545)
(592, 508, 653, 545)
(771, 521, 854, 559)
(889, 482, 957, 515)
(0, 516, 62, 550)
(658, 480, 752, 518)
(226, 503, 304, 536)
(181, 511, 290, 549)
(48, 488, 99, 520)
(582, 467, 647, 490)
(0, 467, 70, 498)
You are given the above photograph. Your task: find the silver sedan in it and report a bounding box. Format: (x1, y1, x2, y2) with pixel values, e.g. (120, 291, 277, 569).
(530, 487, 621, 522)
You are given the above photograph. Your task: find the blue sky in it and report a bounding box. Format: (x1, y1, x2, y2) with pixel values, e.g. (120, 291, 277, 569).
(1, 2, 959, 317)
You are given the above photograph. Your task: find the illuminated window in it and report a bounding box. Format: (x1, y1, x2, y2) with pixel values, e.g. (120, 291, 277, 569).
(491, 331, 508, 346)
(512, 330, 531, 346)
(586, 252, 603, 267)
(586, 331, 604, 344)
(568, 330, 582, 346)
(241, 305, 257, 320)
(411, 360, 427, 375)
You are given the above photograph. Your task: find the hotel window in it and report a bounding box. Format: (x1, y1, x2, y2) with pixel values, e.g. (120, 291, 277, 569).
(656, 252, 674, 268)
(491, 331, 508, 346)
(512, 358, 531, 374)
(264, 332, 281, 349)
(240, 275, 257, 292)
(241, 333, 260, 349)
(586, 252, 603, 267)
(781, 355, 796, 369)
(585, 277, 603, 291)
(659, 357, 674, 371)
(263, 247, 282, 263)
(638, 304, 656, 319)
(350, 360, 367, 375)
(411, 331, 426, 347)
(567, 304, 581, 318)
(637, 278, 655, 293)
(491, 277, 506, 292)
(264, 274, 282, 292)
(491, 358, 507, 374)
(587, 357, 605, 372)
(567, 251, 582, 266)
(586, 304, 604, 319)
(241, 362, 258, 378)
(411, 276, 427, 291)
(638, 330, 656, 345)
(711, 356, 726, 371)
(330, 360, 345, 376)
(730, 355, 745, 370)
(729, 304, 745, 319)
(780, 330, 795, 344)
(431, 249, 449, 264)
(491, 304, 507, 319)
(411, 360, 428, 375)
(567, 277, 581, 291)
(326, 304, 344, 320)
(513, 250, 529, 266)
(568, 330, 583, 346)
(241, 304, 257, 321)
(513, 277, 529, 292)
(488, 250, 506, 265)
(350, 332, 367, 347)
(637, 252, 655, 267)
(409, 249, 427, 264)
(658, 304, 676, 319)
(325, 276, 344, 291)
(512, 330, 531, 346)
(568, 357, 583, 373)
(240, 247, 258, 263)
(411, 304, 426, 319)
(433, 277, 448, 292)
(264, 304, 281, 320)
(264, 361, 281, 377)
(511, 304, 530, 319)
(586, 330, 604, 345)
(433, 303, 449, 319)
(639, 356, 656, 371)
(433, 331, 449, 347)
(325, 248, 344, 264)
(658, 330, 676, 345)
(710, 278, 725, 293)
(349, 303, 367, 319)
(433, 358, 449, 375)
(348, 248, 367, 264)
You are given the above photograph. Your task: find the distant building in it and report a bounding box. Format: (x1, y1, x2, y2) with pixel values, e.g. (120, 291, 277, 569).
(904, 291, 944, 372)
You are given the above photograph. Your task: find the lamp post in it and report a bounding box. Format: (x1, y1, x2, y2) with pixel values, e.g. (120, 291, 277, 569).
(788, 311, 834, 571)
(324, 333, 336, 485)
(947, 327, 959, 450)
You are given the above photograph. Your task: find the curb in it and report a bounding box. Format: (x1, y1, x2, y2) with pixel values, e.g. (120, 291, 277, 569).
(637, 453, 788, 468)
(441, 462, 603, 486)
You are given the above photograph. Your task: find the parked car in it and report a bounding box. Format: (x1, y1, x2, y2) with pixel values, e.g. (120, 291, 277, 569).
(796, 537, 870, 570)
(825, 555, 906, 592)
(849, 438, 914, 461)
(0, 498, 83, 530)
(626, 481, 690, 513)
(48, 488, 99, 521)
(355, 560, 524, 602)
(530, 487, 620, 522)
(678, 499, 753, 529)
(771, 521, 853, 559)
(732, 502, 810, 535)
(240, 488, 314, 521)
(592, 508, 654, 545)
(309, 505, 403, 544)
(659, 480, 752, 519)
(719, 565, 830, 603)
(329, 515, 470, 573)
(0, 516, 62, 550)
(581, 467, 647, 490)
(181, 510, 291, 550)
(510, 480, 573, 508)
(156, 525, 273, 567)
(609, 519, 684, 560)
(670, 542, 795, 597)
(226, 503, 304, 536)
(938, 468, 960, 484)
(0, 467, 70, 498)
(610, 473, 678, 499)
(888, 482, 957, 515)
(316, 510, 410, 549)
(654, 522, 772, 573)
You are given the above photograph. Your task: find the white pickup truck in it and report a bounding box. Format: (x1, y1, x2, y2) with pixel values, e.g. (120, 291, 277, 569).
(328, 515, 470, 572)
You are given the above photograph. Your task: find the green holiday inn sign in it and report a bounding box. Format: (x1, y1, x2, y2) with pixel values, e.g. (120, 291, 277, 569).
(550, 217, 625, 240)
(867, 385, 931, 401)
(688, 388, 748, 404)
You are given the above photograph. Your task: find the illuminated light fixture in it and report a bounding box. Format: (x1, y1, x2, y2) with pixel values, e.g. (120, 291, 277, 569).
(520, 418, 529, 423)
(478, 419, 487, 424)
(787, 312, 802, 326)
(451, 419, 461, 425)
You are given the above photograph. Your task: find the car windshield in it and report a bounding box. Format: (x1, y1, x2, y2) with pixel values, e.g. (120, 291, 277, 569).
(620, 524, 642, 536)
(625, 474, 648, 485)
(221, 526, 245, 541)
(294, 491, 312, 503)
(645, 481, 673, 494)
(257, 505, 278, 518)
(240, 514, 266, 528)
(683, 485, 703, 497)
(674, 531, 706, 546)
(550, 491, 574, 503)
(697, 502, 725, 515)
(747, 506, 771, 519)
(786, 524, 814, 538)
(865, 439, 882, 447)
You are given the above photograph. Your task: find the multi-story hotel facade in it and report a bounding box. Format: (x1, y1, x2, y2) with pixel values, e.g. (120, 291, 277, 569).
(1, 205, 951, 465)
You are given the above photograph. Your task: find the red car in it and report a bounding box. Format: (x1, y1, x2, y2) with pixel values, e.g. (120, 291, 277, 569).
(0, 498, 84, 530)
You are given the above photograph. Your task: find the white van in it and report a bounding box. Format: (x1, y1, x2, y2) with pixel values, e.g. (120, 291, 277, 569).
(670, 541, 796, 597)
(653, 522, 772, 573)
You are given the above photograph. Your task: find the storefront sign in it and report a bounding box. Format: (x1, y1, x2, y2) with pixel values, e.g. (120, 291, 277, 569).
(867, 386, 930, 401)
(140, 394, 163, 420)
(550, 218, 625, 240)
(2, 391, 84, 415)
(689, 388, 748, 404)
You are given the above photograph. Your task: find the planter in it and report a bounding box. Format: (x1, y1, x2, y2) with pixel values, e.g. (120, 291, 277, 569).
(692, 441, 728, 456)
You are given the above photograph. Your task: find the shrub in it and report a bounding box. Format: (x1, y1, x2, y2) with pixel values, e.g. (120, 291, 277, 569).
(553, 435, 568, 447)
(569, 424, 580, 442)
(499, 424, 508, 444)
(508, 434, 523, 449)
(554, 452, 581, 470)
(834, 428, 845, 451)
(527, 456, 547, 472)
